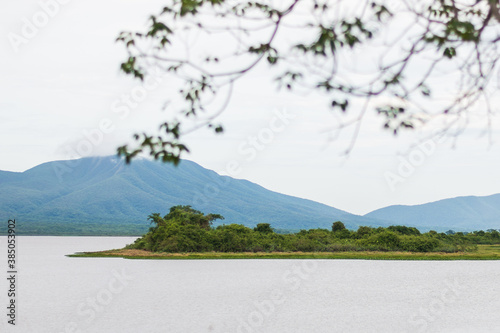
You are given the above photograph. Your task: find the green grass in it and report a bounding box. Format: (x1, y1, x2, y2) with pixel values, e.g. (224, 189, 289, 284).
(68, 244, 500, 260)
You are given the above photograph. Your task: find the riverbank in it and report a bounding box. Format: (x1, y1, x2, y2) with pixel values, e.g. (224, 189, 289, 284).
(69, 244, 500, 260)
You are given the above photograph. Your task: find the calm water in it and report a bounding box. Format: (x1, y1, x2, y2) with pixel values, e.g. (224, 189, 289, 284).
(0, 236, 499, 333)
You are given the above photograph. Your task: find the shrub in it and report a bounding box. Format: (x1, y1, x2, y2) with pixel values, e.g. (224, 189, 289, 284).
(400, 236, 439, 252)
(362, 231, 401, 250)
(387, 225, 421, 236)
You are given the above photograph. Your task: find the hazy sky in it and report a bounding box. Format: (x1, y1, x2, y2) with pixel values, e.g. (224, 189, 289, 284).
(2, 0, 500, 215)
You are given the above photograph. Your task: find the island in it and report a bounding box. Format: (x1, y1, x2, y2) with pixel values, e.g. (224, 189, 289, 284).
(69, 205, 500, 260)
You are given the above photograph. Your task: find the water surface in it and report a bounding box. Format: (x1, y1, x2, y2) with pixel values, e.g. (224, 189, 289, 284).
(0, 236, 499, 332)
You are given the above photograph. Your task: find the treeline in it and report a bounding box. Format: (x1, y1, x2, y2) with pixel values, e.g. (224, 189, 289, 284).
(0, 221, 148, 236)
(128, 206, 500, 253)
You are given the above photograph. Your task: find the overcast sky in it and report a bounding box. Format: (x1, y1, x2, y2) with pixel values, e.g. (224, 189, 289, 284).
(1, 0, 500, 215)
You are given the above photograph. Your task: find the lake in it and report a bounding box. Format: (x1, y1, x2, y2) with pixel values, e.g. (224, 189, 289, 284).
(0, 236, 499, 332)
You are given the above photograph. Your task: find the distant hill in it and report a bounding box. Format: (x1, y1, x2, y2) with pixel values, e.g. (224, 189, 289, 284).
(0, 156, 385, 235)
(365, 194, 500, 231)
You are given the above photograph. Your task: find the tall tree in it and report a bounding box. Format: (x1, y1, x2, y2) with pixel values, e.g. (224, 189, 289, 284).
(332, 221, 346, 232)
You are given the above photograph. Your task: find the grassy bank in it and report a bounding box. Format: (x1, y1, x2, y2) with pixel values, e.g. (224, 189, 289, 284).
(68, 245, 500, 260)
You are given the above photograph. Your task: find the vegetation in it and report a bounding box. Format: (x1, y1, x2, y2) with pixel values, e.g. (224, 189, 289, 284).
(69, 245, 500, 260)
(123, 206, 500, 254)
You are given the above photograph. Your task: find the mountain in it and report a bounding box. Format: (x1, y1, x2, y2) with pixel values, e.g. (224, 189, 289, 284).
(365, 194, 500, 231)
(0, 156, 385, 235)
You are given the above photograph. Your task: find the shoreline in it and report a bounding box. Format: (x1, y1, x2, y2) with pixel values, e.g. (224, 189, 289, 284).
(68, 245, 500, 260)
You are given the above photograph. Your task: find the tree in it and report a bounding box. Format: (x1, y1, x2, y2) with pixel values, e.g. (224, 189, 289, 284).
(115, 0, 500, 164)
(254, 223, 274, 233)
(356, 226, 374, 237)
(387, 225, 421, 236)
(160, 205, 224, 229)
(489, 229, 500, 239)
(332, 221, 346, 232)
(148, 212, 166, 228)
(473, 230, 486, 236)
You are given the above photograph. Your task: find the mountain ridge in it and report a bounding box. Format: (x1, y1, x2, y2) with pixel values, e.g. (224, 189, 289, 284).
(0, 156, 385, 234)
(2, 156, 498, 234)
(365, 193, 500, 231)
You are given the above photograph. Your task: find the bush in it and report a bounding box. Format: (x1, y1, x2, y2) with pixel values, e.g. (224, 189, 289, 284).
(356, 226, 374, 238)
(361, 231, 401, 250)
(387, 225, 421, 236)
(400, 236, 439, 252)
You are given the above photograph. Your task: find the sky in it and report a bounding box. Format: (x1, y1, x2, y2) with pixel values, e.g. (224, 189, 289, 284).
(1, 0, 500, 215)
